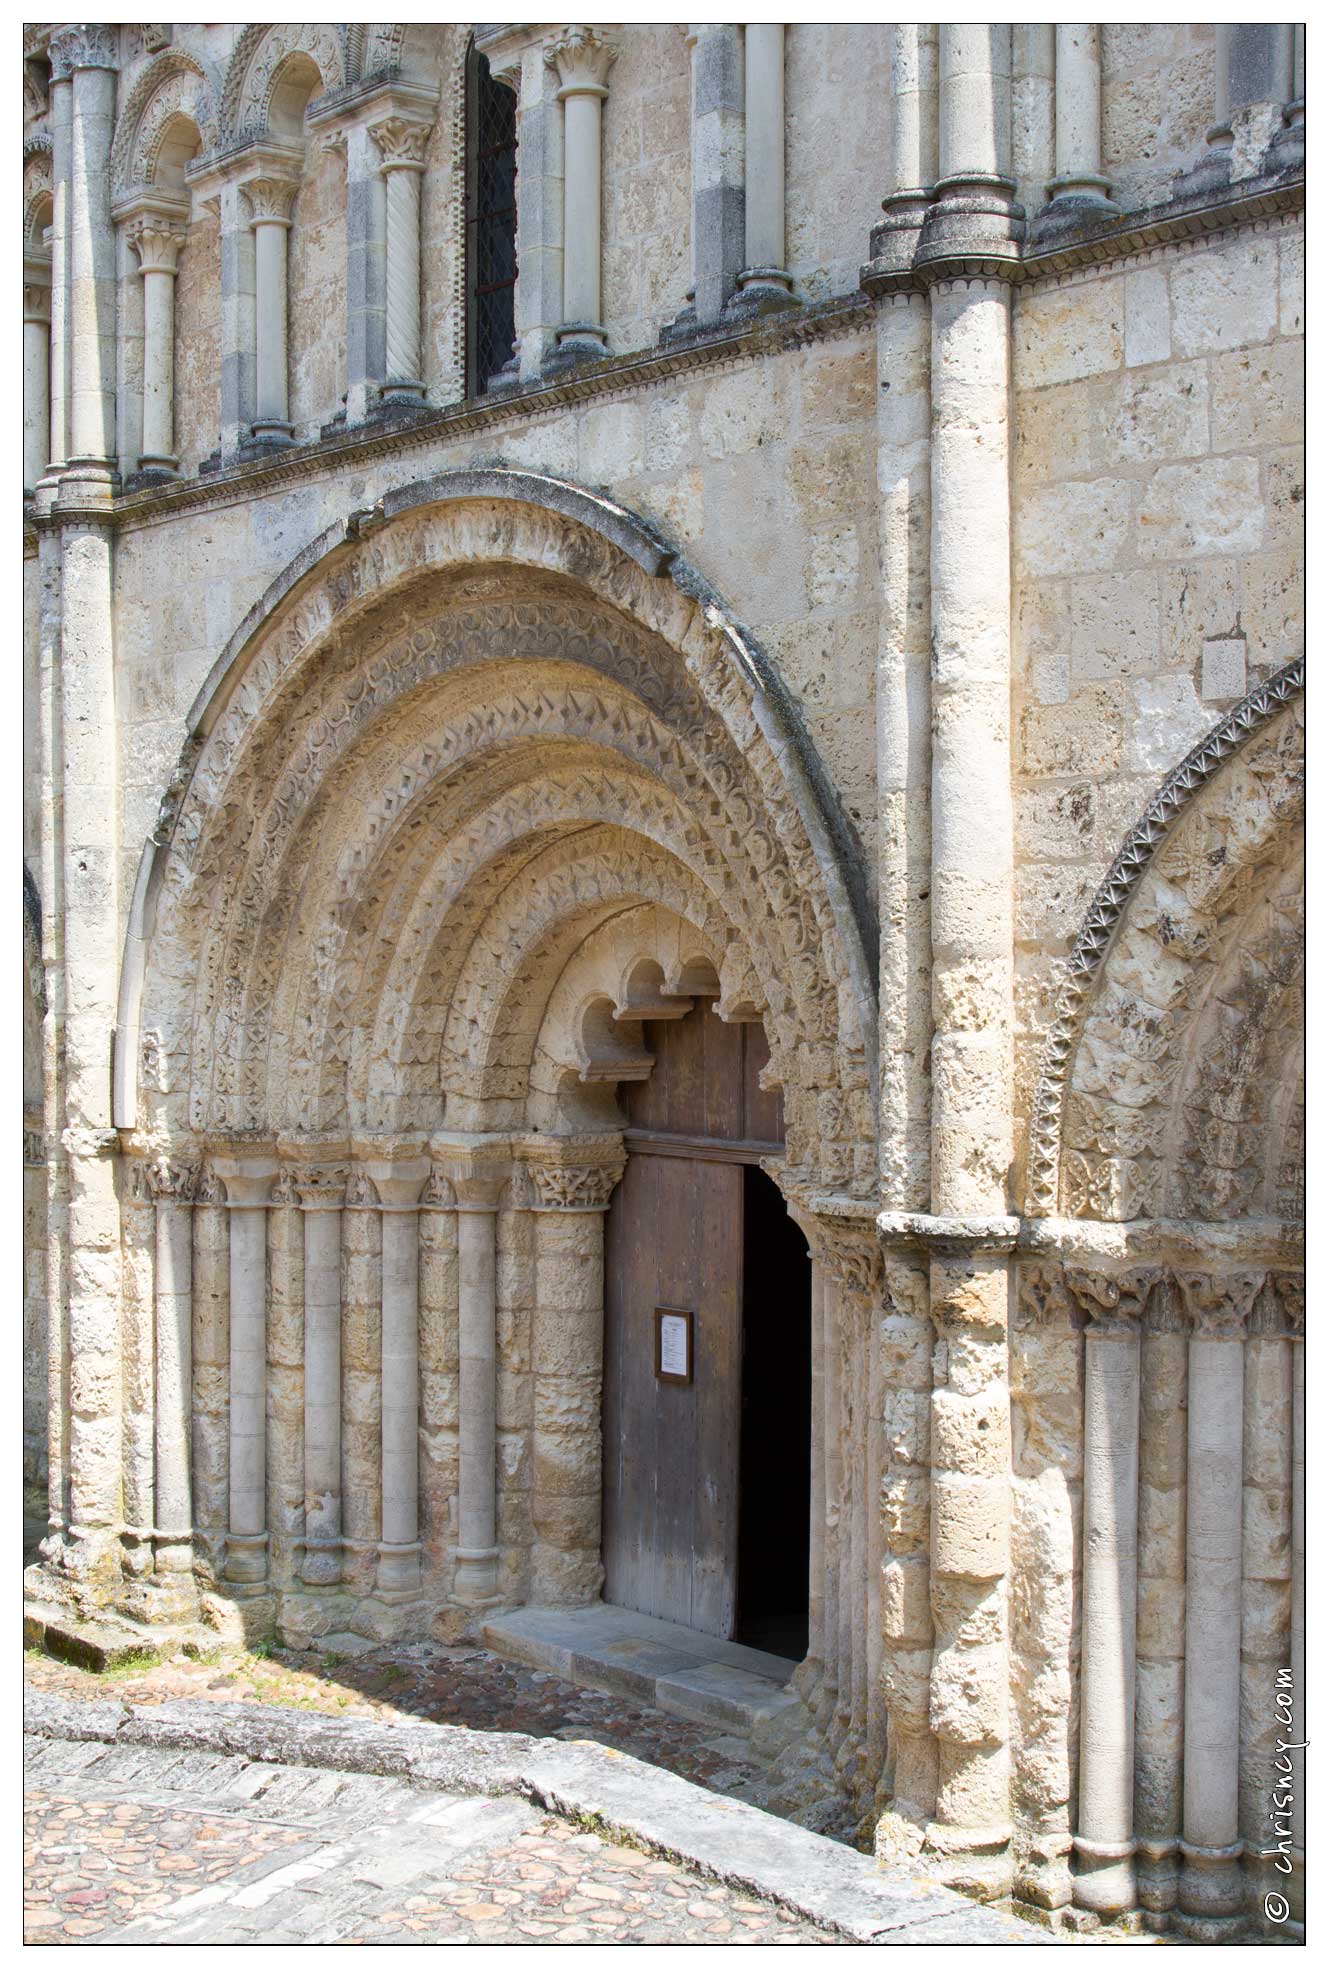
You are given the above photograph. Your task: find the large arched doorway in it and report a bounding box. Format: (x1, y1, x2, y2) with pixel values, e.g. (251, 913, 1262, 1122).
(602, 1001, 811, 1655)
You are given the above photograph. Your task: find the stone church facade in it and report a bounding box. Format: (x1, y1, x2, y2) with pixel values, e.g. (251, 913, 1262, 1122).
(22, 20, 1303, 1940)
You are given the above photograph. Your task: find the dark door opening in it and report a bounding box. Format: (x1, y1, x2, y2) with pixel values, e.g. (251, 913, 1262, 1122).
(735, 1164, 811, 1661)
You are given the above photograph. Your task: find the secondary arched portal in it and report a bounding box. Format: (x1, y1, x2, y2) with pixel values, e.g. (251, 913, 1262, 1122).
(602, 1000, 812, 1657)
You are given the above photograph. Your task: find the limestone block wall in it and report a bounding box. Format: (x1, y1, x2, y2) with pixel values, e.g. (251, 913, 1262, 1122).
(173, 210, 220, 479)
(1100, 24, 1217, 211)
(287, 138, 347, 444)
(600, 24, 691, 352)
(786, 23, 891, 303)
(1010, 213, 1304, 1165)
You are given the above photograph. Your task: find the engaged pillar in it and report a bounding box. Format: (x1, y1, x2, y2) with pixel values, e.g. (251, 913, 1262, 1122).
(295, 1161, 345, 1587)
(150, 1159, 199, 1591)
(450, 1159, 509, 1607)
(548, 27, 615, 358)
(735, 23, 793, 307)
(369, 113, 433, 405)
(245, 173, 299, 446)
(1039, 25, 1118, 230)
(1067, 1268, 1156, 1917)
(364, 1149, 431, 1601)
(23, 254, 51, 496)
(126, 213, 186, 476)
(1175, 1270, 1262, 1937)
(213, 1154, 277, 1589)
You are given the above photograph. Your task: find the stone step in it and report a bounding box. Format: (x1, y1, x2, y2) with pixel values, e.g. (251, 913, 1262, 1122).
(483, 1602, 802, 1739)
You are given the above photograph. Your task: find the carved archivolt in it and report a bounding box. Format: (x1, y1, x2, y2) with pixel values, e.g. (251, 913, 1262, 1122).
(111, 49, 218, 196)
(1026, 660, 1305, 1222)
(131, 477, 877, 1199)
(217, 24, 347, 144)
(22, 145, 53, 251)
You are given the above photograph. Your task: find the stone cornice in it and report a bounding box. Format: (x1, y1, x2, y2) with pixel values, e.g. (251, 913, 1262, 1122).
(1017, 1214, 1303, 1271)
(878, 1210, 1022, 1257)
(98, 290, 873, 534)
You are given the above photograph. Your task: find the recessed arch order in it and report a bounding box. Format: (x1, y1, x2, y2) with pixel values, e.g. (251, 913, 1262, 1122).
(120, 469, 879, 1200)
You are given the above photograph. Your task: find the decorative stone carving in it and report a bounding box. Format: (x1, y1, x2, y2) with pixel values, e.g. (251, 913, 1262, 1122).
(220, 23, 346, 143)
(148, 1158, 199, 1203)
(344, 1168, 379, 1208)
(49, 25, 120, 78)
(419, 1165, 456, 1208)
(1065, 1266, 1160, 1333)
(545, 26, 617, 95)
(529, 1162, 622, 1211)
(1027, 661, 1305, 1218)
(23, 1128, 45, 1169)
(1174, 1270, 1265, 1339)
(243, 175, 298, 226)
(111, 56, 217, 196)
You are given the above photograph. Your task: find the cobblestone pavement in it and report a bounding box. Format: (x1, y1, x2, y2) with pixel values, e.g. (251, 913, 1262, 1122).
(23, 1732, 839, 1945)
(25, 1635, 794, 1821)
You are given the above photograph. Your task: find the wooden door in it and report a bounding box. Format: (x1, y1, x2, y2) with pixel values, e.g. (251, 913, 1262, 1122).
(601, 1002, 783, 1638)
(602, 1152, 742, 1636)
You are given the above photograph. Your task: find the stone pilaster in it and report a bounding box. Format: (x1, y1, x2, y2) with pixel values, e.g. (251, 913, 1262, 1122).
(869, 26, 938, 275)
(1134, 1278, 1188, 1924)
(340, 1165, 382, 1602)
(664, 24, 744, 339)
(1030, 25, 1119, 242)
(38, 46, 72, 496)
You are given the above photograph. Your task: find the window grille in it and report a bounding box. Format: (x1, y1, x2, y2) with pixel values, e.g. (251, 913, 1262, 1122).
(465, 43, 518, 395)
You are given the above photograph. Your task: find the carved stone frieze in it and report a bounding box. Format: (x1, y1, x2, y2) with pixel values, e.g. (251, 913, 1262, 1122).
(149, 1158, 200, 1203)
(49, 25, 120, 79)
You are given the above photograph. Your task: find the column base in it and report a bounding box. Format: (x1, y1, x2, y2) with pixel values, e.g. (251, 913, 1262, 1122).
(1177, 1838, 1247, 1934)
(452, 1545, 500, 1601)
(1263, 107, 1305, 177)
(920, 1819, 1015, 1900)
(866, 188, 934, 276)
(552, 323, 608, 358)
(914, 173, 1025, 277)
(244, 422, 295, 451)
(223, 1531, 269, 1589)
(725, 270, 798, 322)
(126, 460, 180, 492)
(379, 378, 427, 406)
(1029, 187, 1123, 247)
(299, 1537, 343, 1588)
(1173, 134, 1234, 202)
(375, 1540, 423, 1601)
(1134, 1838, 1180, 1918)
(1072, 1834, 1137, 1917)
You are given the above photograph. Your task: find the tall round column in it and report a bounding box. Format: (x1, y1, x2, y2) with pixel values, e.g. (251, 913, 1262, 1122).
(1043, 26, 1117, 219)
(150, 1159, 198, 1591)
(296, 1165, 345, 1588)
(451, 1166, 508, 1606)
(213, 1156, 276, 1589)
(1134, 1281, 1189, 1924)
(247, 177, 297, 444)
(367, 1152, 431, 1602)
(41, 46, 73, 486)
(23, 262, 51, 496)
(63, 28, 119, 479)
(127, 219, 185, 473)
(371, 115, 432, 404)
(1067, 1269, 1154, 1917)
(1175, 1271, 1261, 1937)
(549, 28, 615, 355)
(737, 23, 792, 303)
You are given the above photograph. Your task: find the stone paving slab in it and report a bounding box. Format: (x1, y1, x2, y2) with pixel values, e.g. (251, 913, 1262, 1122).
(25, 1693, 1049, 1945)
(485, 1600, 804, 1738)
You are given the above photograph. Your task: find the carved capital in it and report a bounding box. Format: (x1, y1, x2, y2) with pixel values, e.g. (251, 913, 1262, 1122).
(1175, 1269, 1265, 1340)
(547, 25, 617, 97)
(1066, 1265, 1160, 1333)
(816, 1223, 884, 1305)
(293, 1165, 347, 1211)
(370, 114, 432, 171)
(23, 258, 51, 322)
(126, 216, 187, 276)
(344, 1168, 380, 1210)
(149, 1158, 199, 1204)
(1262, 1271, 1305, 1340)
(1016, 1262, 1076, 1331)
(23, 1127, 45, 1169)
(49, 25, 120, 78)
(530, 1162, 623, 1211)
(210, 1153, 279, 1209)
(420, 1165, 456, 1209)
(243, 176, 298, 227)
(195, 1167, 226, 1205)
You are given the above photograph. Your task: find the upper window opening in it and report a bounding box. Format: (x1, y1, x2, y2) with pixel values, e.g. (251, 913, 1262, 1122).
(466, 41, 518, 396)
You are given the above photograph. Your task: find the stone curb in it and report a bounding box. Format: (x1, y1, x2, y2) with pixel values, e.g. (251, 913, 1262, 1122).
(24, 1692, 1046, 1944)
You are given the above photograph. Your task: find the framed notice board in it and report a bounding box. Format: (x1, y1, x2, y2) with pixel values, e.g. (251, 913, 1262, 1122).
(654, 1306, 693, 1385)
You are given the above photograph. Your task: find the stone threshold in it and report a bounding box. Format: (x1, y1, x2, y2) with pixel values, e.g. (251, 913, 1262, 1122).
(23, 1690, 1049, 1944)
(482, 1602, 802, 1742)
